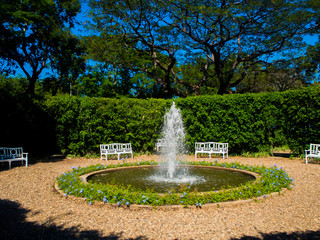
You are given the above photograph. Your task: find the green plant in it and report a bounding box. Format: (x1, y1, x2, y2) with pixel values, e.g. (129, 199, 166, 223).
(272, 145, 290, 152)
(3, 85, 319, 157)
(46, 96, 168, 156)
(56, 159, 293, 207)
(241, 152, 271, 158)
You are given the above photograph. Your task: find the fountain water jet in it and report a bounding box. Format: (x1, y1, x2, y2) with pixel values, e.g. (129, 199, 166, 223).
(160, 101, 186, 179)
(86, 101, 256, 194)
(147, 101, 204, 185)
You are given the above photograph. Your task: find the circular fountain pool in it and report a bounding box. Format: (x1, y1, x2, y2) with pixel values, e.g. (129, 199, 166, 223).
(86, 165, 256, 193)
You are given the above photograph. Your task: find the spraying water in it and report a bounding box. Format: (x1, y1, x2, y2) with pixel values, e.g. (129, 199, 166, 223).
(147, 101, 204, 185)
(89, 102, 254, 192)
(161, 101, 186, 178)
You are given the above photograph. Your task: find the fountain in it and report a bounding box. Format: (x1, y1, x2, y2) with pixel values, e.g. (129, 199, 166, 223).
(146, 102, 206, 186)
(160, 101, 185, 179)
(87, 102, 256, 193)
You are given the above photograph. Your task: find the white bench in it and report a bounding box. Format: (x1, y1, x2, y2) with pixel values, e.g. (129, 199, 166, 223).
(100, 143, 133, 160)
(0, 147, 28, 169)
(155, 139, 167, 152)
(305, 143, 320, 164)
(195, 142, 228, 159)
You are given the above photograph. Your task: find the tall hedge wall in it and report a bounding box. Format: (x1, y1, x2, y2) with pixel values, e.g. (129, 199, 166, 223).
(176, 93, 282, 154)
(44, 86, 320, 156)
(45, 96, 170, 155)
(2, 86, 319, 157)
(279, 87, 320, 155)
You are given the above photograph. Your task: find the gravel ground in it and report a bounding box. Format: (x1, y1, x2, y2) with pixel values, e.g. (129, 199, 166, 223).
(0, 155, 319, 240)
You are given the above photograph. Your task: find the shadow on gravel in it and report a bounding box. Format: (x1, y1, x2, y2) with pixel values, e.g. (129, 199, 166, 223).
(231, 230, 320, 240)
(0, 199, 148, 240)
(272, 152, 292, 158)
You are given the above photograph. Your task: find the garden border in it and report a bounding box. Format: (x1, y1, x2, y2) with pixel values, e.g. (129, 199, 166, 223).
(54, 162, 291, 210)
(54, 181, 288, 210)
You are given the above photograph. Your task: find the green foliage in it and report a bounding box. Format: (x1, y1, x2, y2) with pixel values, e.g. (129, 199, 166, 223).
(56, 160, 293, 207)
(0, 0, 82, 95)
(177, 92, 282, 154)
(87, 0, 319, 96)
(44, 86, 320, 156)
(0, 75, 28, 97)
(46, 95, 168, 155)
(86, 3, 179, 98)
(279, 87, 320, 155)
(2, 75, 320, 157)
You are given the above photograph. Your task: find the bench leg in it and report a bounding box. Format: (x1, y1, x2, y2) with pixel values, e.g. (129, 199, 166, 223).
(9, 161, 11, 170)
(195, 153, 197, 159)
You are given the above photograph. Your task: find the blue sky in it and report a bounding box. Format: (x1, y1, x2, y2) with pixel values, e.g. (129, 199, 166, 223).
(10, 2, 320, 79)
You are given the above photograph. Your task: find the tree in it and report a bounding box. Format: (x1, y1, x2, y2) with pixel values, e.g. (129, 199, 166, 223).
(0, 0, 81, 95)
(76, 67, 117, 98)
(300, 42, 320, 83)
(88, 0, 319, 96)
(158, 0, 319, 94)
(178, 57, 218, 96)
(49, 31, 87, 96)
(88, 0, 181, 98)
(236, 61, 307, 93)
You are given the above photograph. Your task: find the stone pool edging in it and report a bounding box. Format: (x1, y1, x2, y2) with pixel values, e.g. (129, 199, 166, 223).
(54, 181, 288, 210)
(54, 164, 291, 210)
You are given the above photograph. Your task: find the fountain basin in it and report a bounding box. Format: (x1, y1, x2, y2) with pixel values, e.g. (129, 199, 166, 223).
(56, 160, 293, 207)
(82, 165, 258, 194)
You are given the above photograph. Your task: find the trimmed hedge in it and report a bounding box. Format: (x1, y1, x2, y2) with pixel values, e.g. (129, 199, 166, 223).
(2, 86, 319, 157)
(280, 87, 320, 155)
(45, 96, 170, 155)
(44, 86, 320, 156)
(177, 93, 282, 154)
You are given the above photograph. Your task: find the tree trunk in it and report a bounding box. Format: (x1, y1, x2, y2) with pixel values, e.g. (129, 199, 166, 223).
(27, 76, 37, 96)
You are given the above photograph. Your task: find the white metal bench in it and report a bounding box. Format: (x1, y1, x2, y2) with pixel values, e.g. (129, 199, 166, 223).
(195, 142, 228, 159)
(305, 143, 320, 164)
(100, 143, 133, 160)
(0, 147, 28, 169)
(155, 139, 167, 152)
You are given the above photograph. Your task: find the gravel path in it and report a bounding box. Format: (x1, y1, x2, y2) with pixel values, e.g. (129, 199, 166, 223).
(0, 155, 319, 240)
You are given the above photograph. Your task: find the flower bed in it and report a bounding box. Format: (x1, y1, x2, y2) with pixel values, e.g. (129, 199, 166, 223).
(56, 160, 293, 207)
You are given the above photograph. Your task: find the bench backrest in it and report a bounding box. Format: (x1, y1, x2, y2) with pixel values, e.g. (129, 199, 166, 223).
(195, 142, 228, 151)
(100, 143, 132, 153)
(310, 144, 320, 154)
(0, 147, 23, 159)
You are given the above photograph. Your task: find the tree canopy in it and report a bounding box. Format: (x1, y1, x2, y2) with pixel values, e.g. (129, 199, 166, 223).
(0, 0, 82, 95)
(0, 0, 319, 98)
(87, 0, 320, 96)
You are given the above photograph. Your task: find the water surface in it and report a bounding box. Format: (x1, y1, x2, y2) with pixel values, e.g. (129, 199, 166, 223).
(87, 166, 255, 193)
